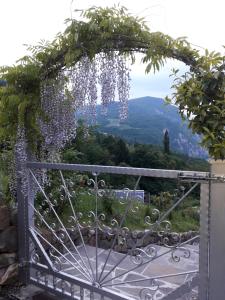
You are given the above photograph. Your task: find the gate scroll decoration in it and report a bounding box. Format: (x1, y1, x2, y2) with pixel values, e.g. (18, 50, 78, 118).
(17, 162, 212, 300)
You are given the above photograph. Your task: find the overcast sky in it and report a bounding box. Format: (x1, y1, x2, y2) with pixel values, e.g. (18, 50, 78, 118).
(0, 0, 224, 99)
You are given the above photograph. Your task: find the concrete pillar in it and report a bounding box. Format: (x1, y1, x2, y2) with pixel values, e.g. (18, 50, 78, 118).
(208, 160, 225, 300)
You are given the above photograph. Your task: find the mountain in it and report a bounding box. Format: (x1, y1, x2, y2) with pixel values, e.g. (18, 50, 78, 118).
(94, 96, 208, 158)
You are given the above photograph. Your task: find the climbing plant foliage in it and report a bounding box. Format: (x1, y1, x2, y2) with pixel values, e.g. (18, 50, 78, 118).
(0, 6, 224, 159)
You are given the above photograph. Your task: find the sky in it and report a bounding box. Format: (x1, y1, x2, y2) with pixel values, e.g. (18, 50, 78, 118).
(0, 0, 224, 99)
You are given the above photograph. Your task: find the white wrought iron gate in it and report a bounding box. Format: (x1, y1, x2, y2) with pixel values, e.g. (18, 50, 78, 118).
(17, 162, 225, 300)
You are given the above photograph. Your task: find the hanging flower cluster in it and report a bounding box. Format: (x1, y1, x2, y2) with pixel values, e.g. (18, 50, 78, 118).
(117, 55, 131, 120)
(39, 72, 77, 158)
(98, 52, 117, 114)
(70, 56, 98, 123)
(14, 126, 47, 198)
(71, 52, 130, 119)
(11, 126, 28, 199)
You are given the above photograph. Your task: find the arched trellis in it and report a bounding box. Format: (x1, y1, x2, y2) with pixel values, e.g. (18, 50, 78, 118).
(0, 6, 224, 161)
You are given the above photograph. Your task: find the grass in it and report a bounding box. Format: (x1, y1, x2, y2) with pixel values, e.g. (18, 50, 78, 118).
(37, 190, 199, 233)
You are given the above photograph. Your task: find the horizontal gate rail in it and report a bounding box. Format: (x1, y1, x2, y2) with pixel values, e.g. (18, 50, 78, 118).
(30, 263, 132, 300)
(27, 161, 210, 180)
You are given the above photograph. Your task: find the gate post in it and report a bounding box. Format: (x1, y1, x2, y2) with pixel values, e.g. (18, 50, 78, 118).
(17, 159, 30, 284)
(208, 160, 225, 300)
(199, 181, 210, 299)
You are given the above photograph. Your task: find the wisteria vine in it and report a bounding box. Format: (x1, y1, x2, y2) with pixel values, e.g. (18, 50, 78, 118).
(71, 52, 130, 119)
(15, 52, 131, 196)
(40, 52, 130, 155)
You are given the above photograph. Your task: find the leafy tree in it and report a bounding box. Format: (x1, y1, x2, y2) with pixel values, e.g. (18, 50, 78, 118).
(163, 129, 170, 154)
(114, 139, 130, 164)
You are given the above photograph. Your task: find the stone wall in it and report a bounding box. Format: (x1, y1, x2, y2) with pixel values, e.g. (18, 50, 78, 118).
(82, 228, 199, 253)
(0, 206, 18, 286)
(42, 227, 199, 255)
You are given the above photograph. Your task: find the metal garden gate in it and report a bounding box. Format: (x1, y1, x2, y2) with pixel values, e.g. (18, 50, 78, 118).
(17, 161, 225, 299)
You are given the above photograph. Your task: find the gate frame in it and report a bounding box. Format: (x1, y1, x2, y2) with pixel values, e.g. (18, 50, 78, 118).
(17, 161, 225, 299)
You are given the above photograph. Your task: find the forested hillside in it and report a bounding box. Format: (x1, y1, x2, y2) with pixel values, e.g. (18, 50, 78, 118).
(92, 97, 208, 158)
(62, 122, 209, 194)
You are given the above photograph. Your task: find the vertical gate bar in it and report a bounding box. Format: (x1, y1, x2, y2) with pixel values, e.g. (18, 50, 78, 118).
(80, 287, 84, 300)
(90, 291, 94, 299)
(27, 167, 35, 282)
(199, 182, 210, 300)
(208, 161, 225, 300)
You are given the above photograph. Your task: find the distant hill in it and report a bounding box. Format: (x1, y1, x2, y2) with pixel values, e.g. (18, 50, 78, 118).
(94, 96, 208, 158)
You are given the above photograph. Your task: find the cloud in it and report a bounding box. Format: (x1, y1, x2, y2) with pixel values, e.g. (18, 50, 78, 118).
(130, 60, 188, 99)
(130, 74, 171, 99)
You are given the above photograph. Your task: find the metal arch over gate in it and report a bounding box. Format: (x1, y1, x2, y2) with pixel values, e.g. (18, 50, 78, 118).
(17, 162, 225, 300)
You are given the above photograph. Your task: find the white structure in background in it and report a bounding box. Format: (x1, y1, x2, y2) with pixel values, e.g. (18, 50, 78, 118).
(113, 189, 145, 202)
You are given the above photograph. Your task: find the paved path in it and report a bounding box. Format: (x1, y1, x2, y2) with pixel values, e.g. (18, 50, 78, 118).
(28, 243, 198, 299)
(59, 243, 199, 299)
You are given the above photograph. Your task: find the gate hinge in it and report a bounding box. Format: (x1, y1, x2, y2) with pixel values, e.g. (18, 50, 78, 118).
(178, 172, 225, 183)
